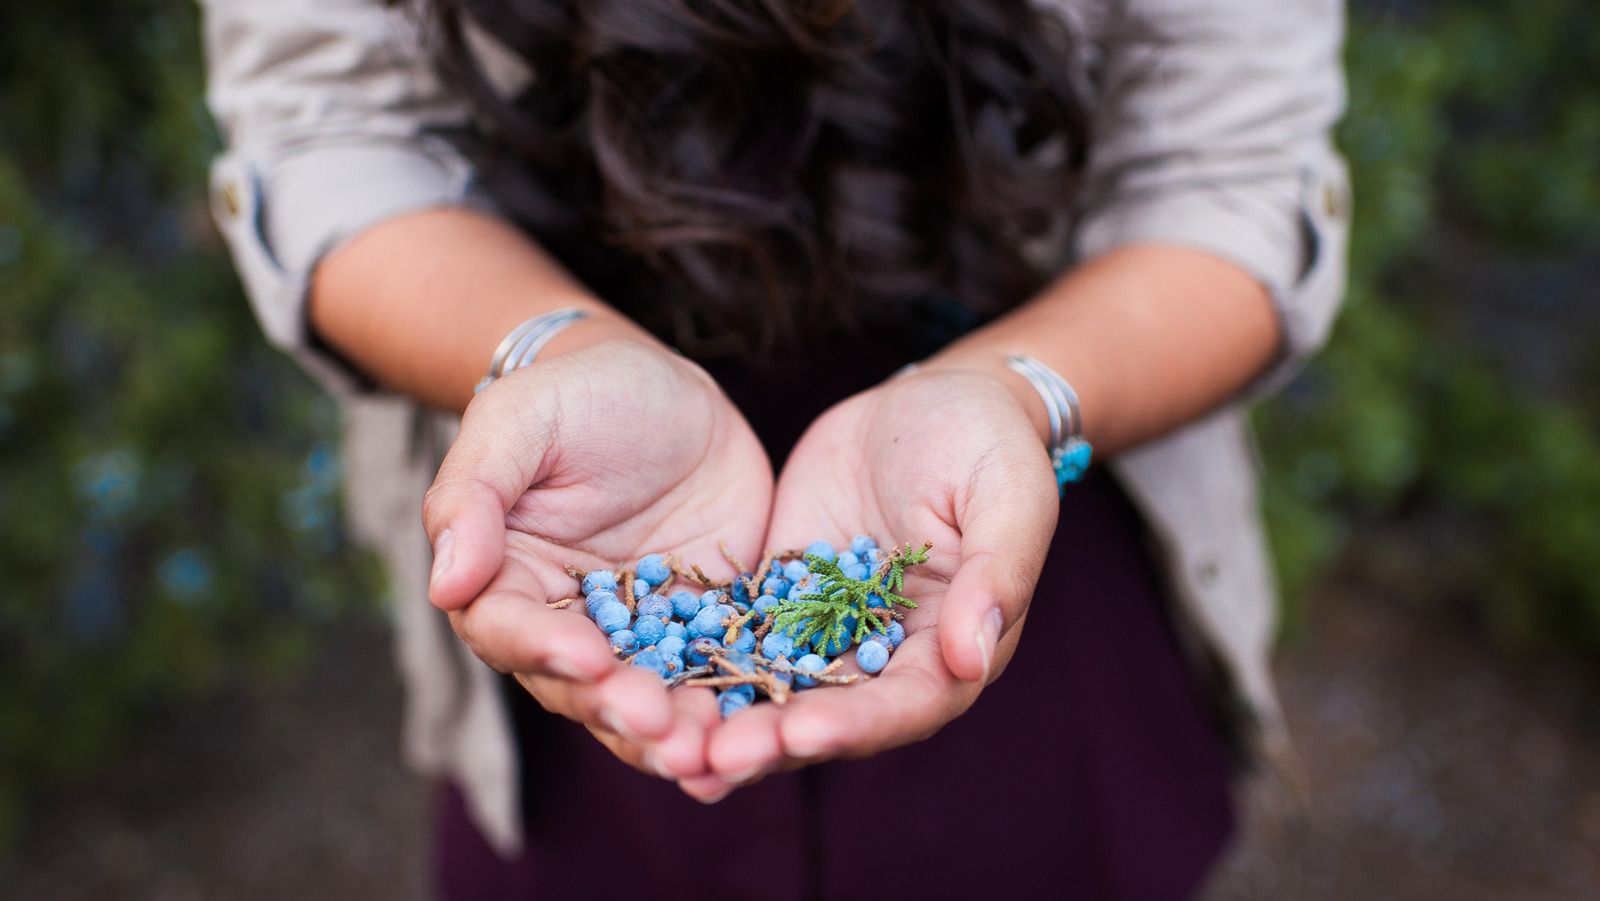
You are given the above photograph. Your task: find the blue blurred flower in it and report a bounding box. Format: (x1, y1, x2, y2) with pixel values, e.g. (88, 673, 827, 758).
(304, 442, 340, 491)
(73, 448, 143, 520)
(158, 547, 215, 605)
(278, 484, 332, 532)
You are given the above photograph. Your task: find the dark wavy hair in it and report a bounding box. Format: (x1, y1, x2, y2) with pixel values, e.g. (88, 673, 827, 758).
(425, 0, 1091, 348)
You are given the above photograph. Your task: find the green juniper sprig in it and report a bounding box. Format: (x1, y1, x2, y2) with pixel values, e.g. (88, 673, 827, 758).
(875, 540, 932, 596)
(771, 541, 933, 651)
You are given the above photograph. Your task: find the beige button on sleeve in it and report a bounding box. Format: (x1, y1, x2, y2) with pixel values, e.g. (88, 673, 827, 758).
(200, 0, 490, 390)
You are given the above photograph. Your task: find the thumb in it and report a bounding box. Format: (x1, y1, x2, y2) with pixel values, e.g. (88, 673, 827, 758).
(422, 380, 562, 611)
(937, 456, 1058, 683)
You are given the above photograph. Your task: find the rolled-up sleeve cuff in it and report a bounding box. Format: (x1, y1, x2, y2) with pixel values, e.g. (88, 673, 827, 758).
(208, 134, 492, 394)
(1072, 147, 1352, 400)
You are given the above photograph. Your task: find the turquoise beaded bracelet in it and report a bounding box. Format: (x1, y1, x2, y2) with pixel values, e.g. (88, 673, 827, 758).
(1006, 353, 1092, 495)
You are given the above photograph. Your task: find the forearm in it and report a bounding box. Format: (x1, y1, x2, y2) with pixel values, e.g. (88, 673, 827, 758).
(925, 244, 1280, 456)
(310, 207, 660, 412)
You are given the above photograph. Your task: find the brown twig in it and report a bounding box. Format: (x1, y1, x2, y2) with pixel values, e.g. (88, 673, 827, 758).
(765, 675, 792, 705)
(702, 652, 799, 702)
(723, 607, 761, 644)
(719, 541, 747, 576)
(667, 665, 716, 688)
(814, 672, 865, 685)
(757, 652, 866, 686)
(694, 563, 727, 589)
(751, 552, 777, 587)
(619, 570, 636, 613)
(654, 553, 681, 596)
(680, 675, 760, 689)
(707, 649, 752, 674)
(670, 559, 729, 591)
(546, 597, 576, 609)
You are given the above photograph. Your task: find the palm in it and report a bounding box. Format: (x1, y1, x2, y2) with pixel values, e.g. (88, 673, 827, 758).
(440, 342, 771, 600)
(704, 368, 1060, 778)
(425, 341, 772, 780)
(766, 383, 971, 640)
(489, 355, 772, 602)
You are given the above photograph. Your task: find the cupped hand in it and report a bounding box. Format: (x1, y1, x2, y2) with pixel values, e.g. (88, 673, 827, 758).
(702, 366, 1061, 786)
(422, 339, 773, 784)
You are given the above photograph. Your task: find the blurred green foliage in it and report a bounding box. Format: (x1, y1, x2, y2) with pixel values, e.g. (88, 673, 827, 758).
(0, 0, 381, 845)
(1260, 0, 1600, 649)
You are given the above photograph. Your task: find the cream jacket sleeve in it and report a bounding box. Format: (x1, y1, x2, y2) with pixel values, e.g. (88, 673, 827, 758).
(1063, 0, 1350, 397)
(201, 0, 489, 391)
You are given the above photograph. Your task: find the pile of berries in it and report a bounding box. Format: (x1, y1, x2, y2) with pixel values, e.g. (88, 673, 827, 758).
(560, 536, 929, 718)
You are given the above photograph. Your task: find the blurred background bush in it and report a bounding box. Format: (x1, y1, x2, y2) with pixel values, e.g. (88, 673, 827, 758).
(0, 0, 383, 847)
(0, 0, 1596, 857)
(1258, 0, 1600, 649)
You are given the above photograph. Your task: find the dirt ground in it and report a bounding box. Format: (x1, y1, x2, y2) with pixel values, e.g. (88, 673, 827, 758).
(4, 585, 1599, 901)
(0, 626, 430, 901)
(1206, 586, 1600, 901)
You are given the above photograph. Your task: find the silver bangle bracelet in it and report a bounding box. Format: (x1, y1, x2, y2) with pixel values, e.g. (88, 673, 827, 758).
(1006, 353, 1093, 493)
(474, 307, 589, 394)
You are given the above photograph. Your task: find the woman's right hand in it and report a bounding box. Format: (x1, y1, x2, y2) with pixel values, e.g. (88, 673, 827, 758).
(421, 339, 773, 787)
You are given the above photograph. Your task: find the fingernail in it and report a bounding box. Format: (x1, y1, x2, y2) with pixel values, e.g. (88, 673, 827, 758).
(429, 529, 454, 589)
(976, 607, 1003, 682)
(724, 764, 764, 785)
(677, 774, 733, 803)
(686, 780, 733, 805)
(600, 708, 642, 744)
(641, 749, 673, 780)
(549, 656, 600, 683)
(783, 722, 830, 760)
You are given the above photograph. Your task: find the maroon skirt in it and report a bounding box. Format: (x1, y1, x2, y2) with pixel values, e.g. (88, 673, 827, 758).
(433, 340, 1237, 900)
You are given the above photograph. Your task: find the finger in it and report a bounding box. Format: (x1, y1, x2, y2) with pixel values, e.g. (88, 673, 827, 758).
(675, 684, 748, 803)
(776, 630, 975, 762)
(546, 684, 717, 781)
(646, 688, 720, 779)
(423, 386, 560, 611)
(584, 724, 655, 775)
(515, 662, 677, 744)
(423, 478, 511, 612)
(705, 698, 786, 783)
(448, 586, 616, 681)
(937, 457, 1057, 683)
(677, 773, 735, 804)
(676, 683, 725, 733)
(584, 705, 705, 781)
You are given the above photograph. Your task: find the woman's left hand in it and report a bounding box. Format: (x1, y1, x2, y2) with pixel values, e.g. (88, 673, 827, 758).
(694, 366, 1062, 790)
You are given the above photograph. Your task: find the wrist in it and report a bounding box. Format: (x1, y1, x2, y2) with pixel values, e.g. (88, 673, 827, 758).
(915, 352, 1054, 448)
(468, 303, 665, 401)
(495, 304, 661, 366)
(917, 346, 1095, 492)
